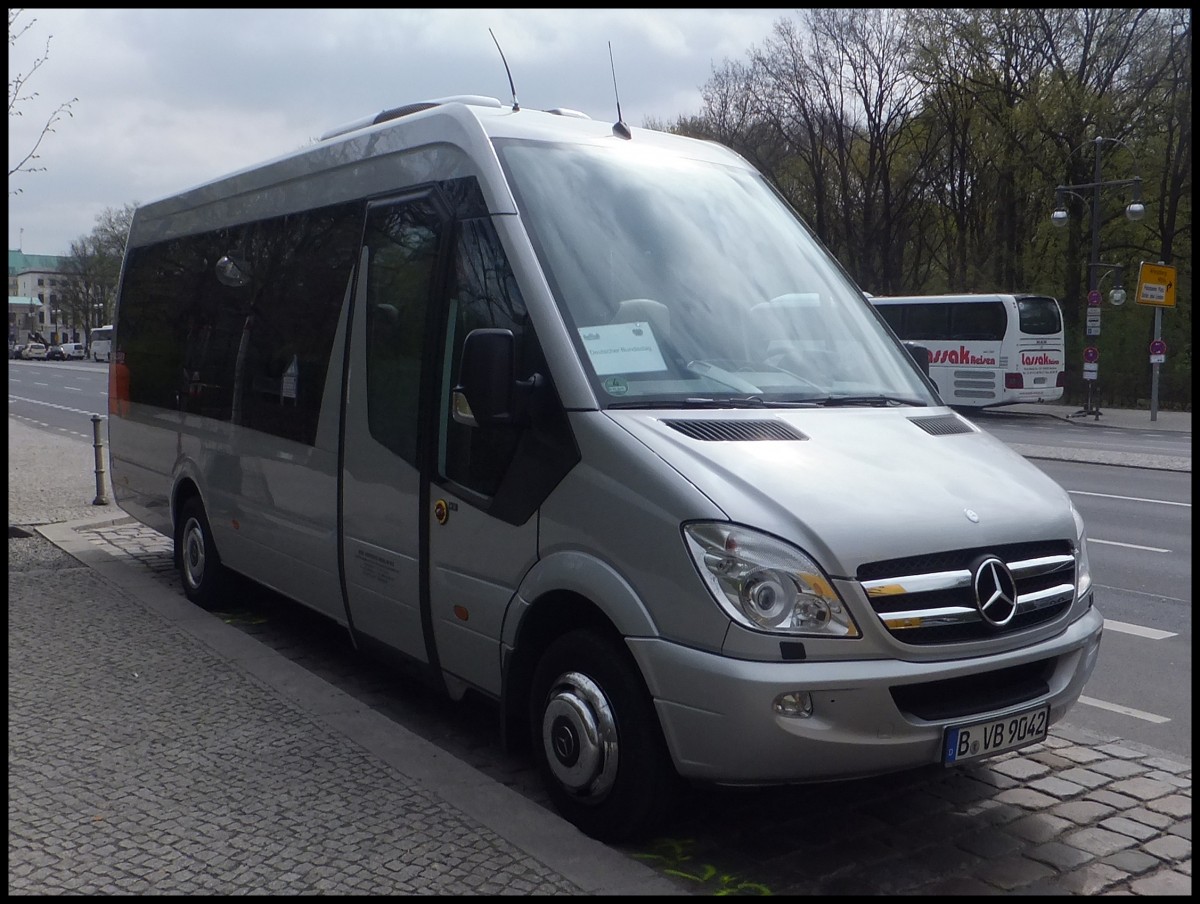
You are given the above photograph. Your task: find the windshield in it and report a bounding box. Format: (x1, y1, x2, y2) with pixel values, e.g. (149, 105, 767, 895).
(1017, 296, 1063, 336)
(495, 138, 935, 408)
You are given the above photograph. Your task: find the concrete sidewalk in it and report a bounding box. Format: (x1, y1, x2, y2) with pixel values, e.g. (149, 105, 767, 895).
(980, 403, 1191, 472)
(998, 402, 1191, 433)
(8, 417, 681, 895)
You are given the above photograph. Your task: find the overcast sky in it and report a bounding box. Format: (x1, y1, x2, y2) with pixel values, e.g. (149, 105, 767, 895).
(8, 8, 792, 256)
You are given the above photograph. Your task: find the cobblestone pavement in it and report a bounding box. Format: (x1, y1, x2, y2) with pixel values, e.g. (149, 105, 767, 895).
(13, 516, 1189, 896)
(8, 524, 678, 896)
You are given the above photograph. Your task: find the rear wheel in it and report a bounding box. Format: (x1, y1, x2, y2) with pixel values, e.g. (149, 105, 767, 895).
(177, 497, 227, 609)
(529, 628, 680, 842)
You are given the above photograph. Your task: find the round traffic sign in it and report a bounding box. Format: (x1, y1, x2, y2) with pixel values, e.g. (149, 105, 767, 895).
(1087, 289, 1102, 306)
(1083, 346, 1099, 363)
(1150, 338, 1167, 355)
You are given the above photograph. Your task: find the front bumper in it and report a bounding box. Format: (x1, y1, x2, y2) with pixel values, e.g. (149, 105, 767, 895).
(628, 606, 1102, 783)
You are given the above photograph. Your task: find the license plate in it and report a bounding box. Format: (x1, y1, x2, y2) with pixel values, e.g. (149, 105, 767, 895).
(943, 704, 1049, 765)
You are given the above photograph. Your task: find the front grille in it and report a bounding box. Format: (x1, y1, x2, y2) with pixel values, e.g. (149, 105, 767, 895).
(858, 540, 1075, 645)
(891, 658, 1054, 721)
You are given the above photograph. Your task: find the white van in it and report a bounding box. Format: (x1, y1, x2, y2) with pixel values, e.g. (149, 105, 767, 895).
(108, 95, 1102, 842)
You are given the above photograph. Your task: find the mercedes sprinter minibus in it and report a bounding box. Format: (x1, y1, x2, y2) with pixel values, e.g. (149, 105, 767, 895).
(109, 95, 1102, 842)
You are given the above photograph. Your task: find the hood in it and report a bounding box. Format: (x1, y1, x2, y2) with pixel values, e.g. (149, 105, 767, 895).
(606, 407, 1076, 578)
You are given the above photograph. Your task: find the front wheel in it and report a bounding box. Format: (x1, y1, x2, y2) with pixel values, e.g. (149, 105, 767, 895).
(176, 497, 227, 609)
(529, 629, 680, 842)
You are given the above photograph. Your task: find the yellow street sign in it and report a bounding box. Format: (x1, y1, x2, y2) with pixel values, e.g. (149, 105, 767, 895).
(1135, 262, 1177, 308)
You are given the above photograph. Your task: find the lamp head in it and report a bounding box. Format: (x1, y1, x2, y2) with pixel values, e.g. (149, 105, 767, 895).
(1125, 202, 1146, 222)
(1108, 287, 1126, 306)
(1051, 208, 1069, 228)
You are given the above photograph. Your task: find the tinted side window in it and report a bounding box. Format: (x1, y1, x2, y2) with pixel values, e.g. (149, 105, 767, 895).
(119, 201, 361, 445)
(950, 302, 1007, 341)
(233, 203, 362, 443)
(362, 198, 444, 465)
(904, 303, 951, 341)
(439, 218, 530, 496)
(120, 233, 241, 420)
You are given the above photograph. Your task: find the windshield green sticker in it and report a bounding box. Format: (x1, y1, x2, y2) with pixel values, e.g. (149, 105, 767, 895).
(603, 376, 629, 396)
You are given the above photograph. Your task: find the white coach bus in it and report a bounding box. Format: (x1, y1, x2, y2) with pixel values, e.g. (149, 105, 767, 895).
(89, 324, 114, 362)
(869, 293, 1066, 408)
(108, 95, 1101, 842)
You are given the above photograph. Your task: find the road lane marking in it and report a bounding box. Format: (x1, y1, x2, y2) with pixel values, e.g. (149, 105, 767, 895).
(1069, 490, 1190, 507)
(8, 395, 107, 418)
(1076, 696, 1171, 723)
(1094, 583, 1189, 603)
(1088, 538, 1170, 553)
(1103, 619, 1177, 640)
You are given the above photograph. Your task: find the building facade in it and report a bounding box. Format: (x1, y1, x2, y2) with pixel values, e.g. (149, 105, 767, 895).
(8, 250, 81, 347)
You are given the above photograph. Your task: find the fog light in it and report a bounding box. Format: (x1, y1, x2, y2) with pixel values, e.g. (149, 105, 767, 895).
(773, 690, 814, 718)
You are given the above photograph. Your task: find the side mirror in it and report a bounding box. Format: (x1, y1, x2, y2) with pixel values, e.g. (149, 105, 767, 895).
(903, 342, 931, 378)
(456, 326, 537, 427)
(453, 328, 544, 428)
(454, 328, 516, 427)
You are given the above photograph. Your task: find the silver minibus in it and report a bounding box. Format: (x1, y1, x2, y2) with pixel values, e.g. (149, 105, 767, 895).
(109, 95, 1102, 842)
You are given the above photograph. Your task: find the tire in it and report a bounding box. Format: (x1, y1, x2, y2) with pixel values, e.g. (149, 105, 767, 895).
(176, 497, 227, 609)
(529, 629, 680, 842)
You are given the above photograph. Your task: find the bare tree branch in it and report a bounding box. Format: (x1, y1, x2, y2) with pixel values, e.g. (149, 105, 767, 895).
(8, 8, 78, 193)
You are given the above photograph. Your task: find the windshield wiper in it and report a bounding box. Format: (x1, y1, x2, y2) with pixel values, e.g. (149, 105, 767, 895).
(809, 394, 927, 408)
(607, 396, 819, 410)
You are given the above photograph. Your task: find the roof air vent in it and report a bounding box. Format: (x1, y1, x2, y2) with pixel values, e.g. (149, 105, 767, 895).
(546, 108, 591, 120)
(320, 95, 504, 141)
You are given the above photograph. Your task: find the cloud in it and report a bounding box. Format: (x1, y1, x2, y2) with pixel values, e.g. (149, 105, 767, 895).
(8, 8, 786, 254)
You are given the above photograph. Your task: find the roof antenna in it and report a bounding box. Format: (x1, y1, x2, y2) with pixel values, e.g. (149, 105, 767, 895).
(608, 41, 631, 140)
(489, 29, 519, 112)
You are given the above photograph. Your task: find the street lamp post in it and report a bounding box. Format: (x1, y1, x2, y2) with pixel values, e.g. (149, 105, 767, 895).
(1051, 136, 1145, 420)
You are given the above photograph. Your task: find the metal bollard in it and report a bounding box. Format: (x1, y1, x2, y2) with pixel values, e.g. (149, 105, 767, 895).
(91, 413, 110, 505)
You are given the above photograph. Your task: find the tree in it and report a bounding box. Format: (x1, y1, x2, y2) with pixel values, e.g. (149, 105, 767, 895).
(683, 7, 1190, 408)
(60, 204, 138, 330)
(8, 8, 78, 194)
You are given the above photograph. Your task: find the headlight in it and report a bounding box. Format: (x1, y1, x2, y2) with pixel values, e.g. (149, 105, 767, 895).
(683, 523, 860, 637)
(1071, 502, 1093, 602)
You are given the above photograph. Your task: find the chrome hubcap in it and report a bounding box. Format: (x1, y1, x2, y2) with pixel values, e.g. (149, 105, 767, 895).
(541, 671, 618, 801)
(182, 517, 206, 589)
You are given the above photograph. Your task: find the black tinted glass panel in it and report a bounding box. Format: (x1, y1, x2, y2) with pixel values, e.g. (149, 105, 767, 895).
(363, 198, 443, 465)
(950, 302, 1007, 341)
(1017, 296, 1063, 335)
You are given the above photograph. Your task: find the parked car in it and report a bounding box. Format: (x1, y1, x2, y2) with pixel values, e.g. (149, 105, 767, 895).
(20, 342, 47, 360)
(51, 341, 87, 360)
(9, 343, 26, 359)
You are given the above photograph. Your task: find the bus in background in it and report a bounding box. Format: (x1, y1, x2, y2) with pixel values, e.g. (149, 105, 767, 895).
(869, 293, 1065, 408)
(89, 324, 114, 362)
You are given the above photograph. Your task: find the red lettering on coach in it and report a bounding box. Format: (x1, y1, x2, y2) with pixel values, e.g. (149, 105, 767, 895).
(929, 345, 997, 366)
(1021, 352, 1060, 366)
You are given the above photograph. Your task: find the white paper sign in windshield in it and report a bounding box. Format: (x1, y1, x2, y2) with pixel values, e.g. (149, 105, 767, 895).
(578, 322, 667, 375)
